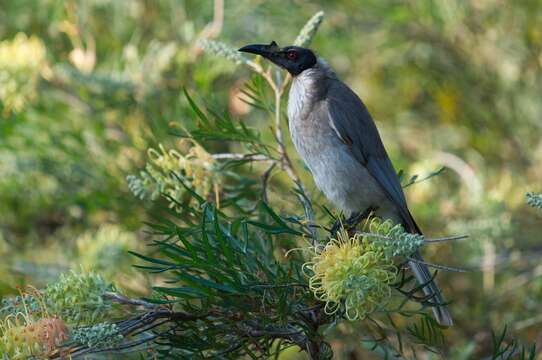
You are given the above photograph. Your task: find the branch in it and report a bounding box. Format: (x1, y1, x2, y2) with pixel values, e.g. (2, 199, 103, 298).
(103, 292, 157, 309)
(54, 291, 332, 359)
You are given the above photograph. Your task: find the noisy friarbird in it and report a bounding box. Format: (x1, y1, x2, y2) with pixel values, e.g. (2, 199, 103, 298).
(239, 41, 453, 327)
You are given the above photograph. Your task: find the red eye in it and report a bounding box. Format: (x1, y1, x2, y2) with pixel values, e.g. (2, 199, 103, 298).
(287, 51, 298, 60)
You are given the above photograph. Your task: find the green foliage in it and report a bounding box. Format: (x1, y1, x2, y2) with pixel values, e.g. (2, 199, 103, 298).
(407, 316, 444, 348)
(132, 200, 319, 358)
(1, 0, 541, 359)
(491, 325, 536, 360)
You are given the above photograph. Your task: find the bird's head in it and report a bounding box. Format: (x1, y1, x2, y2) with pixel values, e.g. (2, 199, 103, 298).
(239, 41, 317, 76)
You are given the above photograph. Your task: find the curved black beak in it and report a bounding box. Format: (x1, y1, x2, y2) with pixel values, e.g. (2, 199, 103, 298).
(238, 41, 280, 59)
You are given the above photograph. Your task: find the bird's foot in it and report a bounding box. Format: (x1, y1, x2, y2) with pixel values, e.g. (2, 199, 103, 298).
(329, 207, 377, 237)
(329, 219, 343, 238)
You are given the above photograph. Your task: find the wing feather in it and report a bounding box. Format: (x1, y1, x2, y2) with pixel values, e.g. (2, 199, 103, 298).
(325, 79, 419, 232)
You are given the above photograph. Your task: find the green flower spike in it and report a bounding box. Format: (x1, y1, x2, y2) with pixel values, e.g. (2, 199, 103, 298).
(527, 192, 542, 211)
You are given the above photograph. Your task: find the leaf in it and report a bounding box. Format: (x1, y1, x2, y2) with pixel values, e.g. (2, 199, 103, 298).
(128, 251, 178, 267)
(402, 167, 446, 188)
(214, 207, 235, 264)
(153, 286, 207, 298)
(184, 88, 210, 126)
(255, 201, 303, 235)
(170, 171, 206, 204)
(176, 226, 198, 260)
(201, 203, 218, 263)
(175, 271, 238, 294)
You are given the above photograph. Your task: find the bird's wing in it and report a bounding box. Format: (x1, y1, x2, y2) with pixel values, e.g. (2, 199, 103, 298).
(324, 79, 419, 232)
(323, 80, 454, 327)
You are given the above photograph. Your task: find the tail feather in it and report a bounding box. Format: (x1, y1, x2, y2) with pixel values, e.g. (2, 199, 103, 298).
(408, 251, 453, 327)
(403, 211, 453, 327)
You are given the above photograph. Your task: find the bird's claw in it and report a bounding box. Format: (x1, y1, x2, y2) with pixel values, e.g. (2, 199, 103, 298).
(329, 207, 377, 237)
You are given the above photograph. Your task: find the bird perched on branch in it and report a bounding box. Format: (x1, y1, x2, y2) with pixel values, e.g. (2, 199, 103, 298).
(239, 41, 453, 327)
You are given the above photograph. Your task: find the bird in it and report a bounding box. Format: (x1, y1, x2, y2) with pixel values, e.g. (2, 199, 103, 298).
(239, 41, 453, 327)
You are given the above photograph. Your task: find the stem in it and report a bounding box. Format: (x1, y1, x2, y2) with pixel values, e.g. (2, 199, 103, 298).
(103, 292, 157, 308)
(407, 256, 467, 273)
(244, 59, 302, 192)
(212, 153, 269, 161)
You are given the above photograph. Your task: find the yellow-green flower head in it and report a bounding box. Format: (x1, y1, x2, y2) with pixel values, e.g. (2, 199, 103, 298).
(304, 229, 397, 320)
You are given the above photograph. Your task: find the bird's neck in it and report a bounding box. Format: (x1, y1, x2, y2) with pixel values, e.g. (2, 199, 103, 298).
(287, 58, 335, 122)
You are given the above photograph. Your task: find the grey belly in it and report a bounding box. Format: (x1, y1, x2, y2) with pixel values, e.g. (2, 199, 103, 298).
(293, 135, 390, 216)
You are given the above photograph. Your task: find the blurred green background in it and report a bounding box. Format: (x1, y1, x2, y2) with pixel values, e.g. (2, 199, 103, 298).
(0, 0, 541, 358)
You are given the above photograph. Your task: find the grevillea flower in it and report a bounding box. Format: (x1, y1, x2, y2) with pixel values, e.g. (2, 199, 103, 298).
(303, 228, 397, 320)
(0, 314, 68, 358)
(303, 218, 426, 320)
(127, 141, 222, 209)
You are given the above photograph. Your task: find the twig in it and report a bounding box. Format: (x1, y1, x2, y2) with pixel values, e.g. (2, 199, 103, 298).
(407, 256, 467, 273)
(261, 162, 276, 203)
(514, 313, 542, 330)
(249, 61, 303, 192)
(355, 232, 468, 244)
(423, 234, 469, 243)
(193, 0, 224, 55)
(212, 153, 269, 161)
(294, 181, 320, 246)
(103, 292, 158, 309)
(247, 282, 308, 289)
(279, 73, 292, 96)
(52, 309, 207, 359)
(496, 264, 542, 296)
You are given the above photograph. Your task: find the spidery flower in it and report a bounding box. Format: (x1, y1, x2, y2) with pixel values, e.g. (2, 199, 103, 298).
(303, 228, 397, 320)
